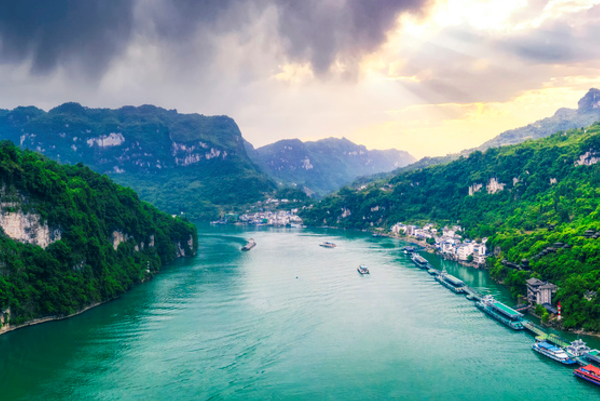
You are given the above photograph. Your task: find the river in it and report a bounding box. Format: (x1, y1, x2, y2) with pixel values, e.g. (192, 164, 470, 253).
(0, 225, 598, 400)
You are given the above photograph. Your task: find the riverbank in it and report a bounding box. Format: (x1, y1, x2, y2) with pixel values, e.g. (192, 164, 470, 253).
(0, 299, 114, 337)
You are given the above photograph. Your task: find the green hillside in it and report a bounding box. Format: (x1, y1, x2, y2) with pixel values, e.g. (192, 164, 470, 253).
(0, 141, 197, 327)
(0, 103, 275, 220)
(302, 123, 600, 331)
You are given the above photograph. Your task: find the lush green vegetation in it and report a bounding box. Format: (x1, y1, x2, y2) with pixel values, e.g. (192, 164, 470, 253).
(0, 103, 275, 220)
(0, 141, 197, 326)
(302, 123, 600, 331)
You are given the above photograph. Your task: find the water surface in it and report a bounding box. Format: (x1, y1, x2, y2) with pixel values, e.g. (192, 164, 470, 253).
(0, 225, 598, 400)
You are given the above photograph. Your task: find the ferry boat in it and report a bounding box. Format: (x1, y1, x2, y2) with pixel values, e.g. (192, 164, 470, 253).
(319, 241, 337, 248)
(565, 339, 591, 358)
(411, 253, 429, 269)
(532, 341, 576, 365)
(475, 295, 525, 330)
(435, 270, 466, 293)
(357, 265, 370, 274)
(574, 364, 600, 387)
(403, 246, 416, 254)
(241, 238, 256, 251)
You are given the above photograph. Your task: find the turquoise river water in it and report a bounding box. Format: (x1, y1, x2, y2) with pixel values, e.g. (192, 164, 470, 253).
(1, 225, 599, 400)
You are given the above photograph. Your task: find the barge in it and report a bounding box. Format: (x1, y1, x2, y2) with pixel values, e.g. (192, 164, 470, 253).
(411, 253, 430, 269)
(435, 270, 466, 293)
(476, 295, 525, 330)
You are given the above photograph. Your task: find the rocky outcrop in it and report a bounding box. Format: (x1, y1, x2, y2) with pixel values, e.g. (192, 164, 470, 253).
(486, 178, 505, 194)
(575, 151, 600, 166)
(469, 183, 483, 196)
(0, 210, 61, 249)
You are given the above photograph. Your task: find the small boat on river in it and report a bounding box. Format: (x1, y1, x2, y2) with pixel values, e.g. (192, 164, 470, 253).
(357, 265, 370, 274)
(241, 238, 256, 251)
(319, 241, 337, 248)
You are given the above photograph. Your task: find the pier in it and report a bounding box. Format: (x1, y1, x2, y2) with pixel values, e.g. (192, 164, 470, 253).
(523, 321, 549, 341)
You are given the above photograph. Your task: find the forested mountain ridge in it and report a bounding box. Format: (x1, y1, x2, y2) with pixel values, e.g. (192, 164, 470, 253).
(246, 137, 415, 196)
(0, 141, 197, 329)
(0, 103, 275, 220)
(392, 88, 600, 176)
(302, 123, 600, 331)
(478, 88, 600, 151)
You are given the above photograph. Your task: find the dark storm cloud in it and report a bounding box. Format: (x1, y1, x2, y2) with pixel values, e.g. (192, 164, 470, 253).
(0, 0, 431, 78)
(274, 0, 431, 74)
(0, 0, 134, 76)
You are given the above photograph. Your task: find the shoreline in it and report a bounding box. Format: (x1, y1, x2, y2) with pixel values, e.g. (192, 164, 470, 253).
(0, 299, 115, 337)
(345, 227, 600, 340)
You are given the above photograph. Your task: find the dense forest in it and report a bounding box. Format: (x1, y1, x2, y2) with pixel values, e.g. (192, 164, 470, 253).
(302, 123, 600, 331)
(0, 141, 197, 326)
(0, 103, 275, 220)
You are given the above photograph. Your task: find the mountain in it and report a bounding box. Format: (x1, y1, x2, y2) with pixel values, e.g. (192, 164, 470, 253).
(391, 88, 600, 177)
(302, 122, 600, 331)
(0, 103, 275, 220)
(0, 141, 197, 330)
(246, 137, 415, 196)
(478, 88, 600, 150)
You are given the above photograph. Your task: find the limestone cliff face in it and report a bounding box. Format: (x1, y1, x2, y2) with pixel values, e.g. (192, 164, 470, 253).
(0, 210, 61, 249)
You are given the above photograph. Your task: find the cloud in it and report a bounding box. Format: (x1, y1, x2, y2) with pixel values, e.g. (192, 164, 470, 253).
(0, 0, 433, 79)
(0, 0, 135, 77)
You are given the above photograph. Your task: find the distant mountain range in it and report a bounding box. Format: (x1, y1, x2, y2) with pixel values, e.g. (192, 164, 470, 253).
(0, 103, 414, 218)
(395, 88, 600, 175)
(245, 137, 415, 196)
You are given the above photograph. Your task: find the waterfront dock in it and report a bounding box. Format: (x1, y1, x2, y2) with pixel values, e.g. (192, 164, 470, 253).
(523, 321, 549, 341)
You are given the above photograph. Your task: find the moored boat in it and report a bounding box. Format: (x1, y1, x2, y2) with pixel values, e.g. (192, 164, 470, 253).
(565, 339, 591, 358)
(476, 295, 525, 330)
(357, 265, 370, 274)
(411, 253, 429, 269)
(319, 241, 337, 248)
(532, 341, 576, 365)
(435, 270, 466, 293)
(241, 238, 256, 251)
(403, 246, 416, 254)
(574, 364, 600, 386)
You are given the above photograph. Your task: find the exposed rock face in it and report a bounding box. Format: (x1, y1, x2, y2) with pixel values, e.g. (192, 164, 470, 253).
(578, 88, 600, 112)
(486, 178, 505, 194)
(0, 210, 61, 249)
(175, 235, 195, 258)
(112, 230, 132, 250)
(469, 183, 483, 196)
(86, 133, 125, 148)
(575, 151, 600, 166)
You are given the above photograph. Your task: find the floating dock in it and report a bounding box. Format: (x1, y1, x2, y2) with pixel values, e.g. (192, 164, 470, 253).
(523, 321, 549, 341)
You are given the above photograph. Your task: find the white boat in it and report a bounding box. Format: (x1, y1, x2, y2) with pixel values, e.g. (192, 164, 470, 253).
(357, 265, 370, 274)
(319, 241, 337, 248)
(532, 341, 576, 365)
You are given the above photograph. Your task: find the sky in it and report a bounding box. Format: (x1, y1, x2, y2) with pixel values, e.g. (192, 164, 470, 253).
(0, 0, 599, 158)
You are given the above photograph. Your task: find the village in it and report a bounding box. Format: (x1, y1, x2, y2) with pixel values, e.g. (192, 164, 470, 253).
(211, 208, 304, 227)
(390, 222, 488, 266)
(390, 221, 559, 315)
